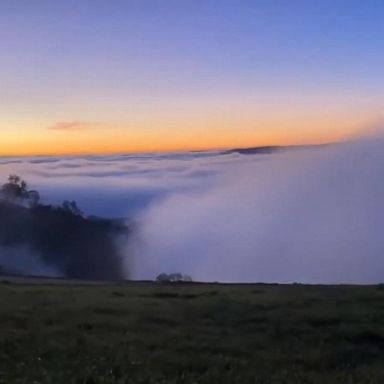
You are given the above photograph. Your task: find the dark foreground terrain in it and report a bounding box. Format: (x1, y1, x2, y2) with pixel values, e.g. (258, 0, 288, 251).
(1, 282, 384, 383)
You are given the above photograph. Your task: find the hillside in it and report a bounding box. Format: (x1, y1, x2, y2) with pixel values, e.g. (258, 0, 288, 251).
(0, 200, 130, 280)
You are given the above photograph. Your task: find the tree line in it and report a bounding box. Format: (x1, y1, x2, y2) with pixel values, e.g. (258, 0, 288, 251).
(0, 175, 83, 216)
(156, 273, 193, 283)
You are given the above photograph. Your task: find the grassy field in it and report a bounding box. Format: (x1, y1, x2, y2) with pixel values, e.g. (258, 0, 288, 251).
(1, 281, 384, 383)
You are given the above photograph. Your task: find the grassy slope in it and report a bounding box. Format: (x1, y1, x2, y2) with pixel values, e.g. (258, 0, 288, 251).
(1, 282, 384, 383)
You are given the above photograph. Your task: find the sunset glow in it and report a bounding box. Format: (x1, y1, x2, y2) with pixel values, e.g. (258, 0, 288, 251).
(1, 1, 383, 155)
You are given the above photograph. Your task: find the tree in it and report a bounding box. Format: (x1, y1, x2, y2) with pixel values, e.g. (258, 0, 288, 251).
(156, 273, 170, 283)
(27, 190, 40, 208)
(169, 273, 183, 282)
(1, 175, 29, 203)
(62, 200, 83, 217)
(156, 273, 193, 283)
(1, 175, 41, 208)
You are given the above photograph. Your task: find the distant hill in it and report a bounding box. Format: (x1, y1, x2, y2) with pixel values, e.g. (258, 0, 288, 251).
(225, 143, 330, 155)
(224, 146, 281, 155)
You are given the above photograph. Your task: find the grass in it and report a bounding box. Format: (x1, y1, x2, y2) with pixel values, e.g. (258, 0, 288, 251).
(1, 282, 384, 383)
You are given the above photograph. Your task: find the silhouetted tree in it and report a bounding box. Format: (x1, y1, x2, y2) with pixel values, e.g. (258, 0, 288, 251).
(1, 175, 41, 208)
(1, 175, 32, 205)
(27, 190, 40, 208)
(156, 273, 193, 283)
(156, 273, 170, 283)
(169, 273, 183, 282)
(62, 200, 83, 217)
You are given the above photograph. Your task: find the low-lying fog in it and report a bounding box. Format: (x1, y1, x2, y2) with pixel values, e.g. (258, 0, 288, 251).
(1, 138, 383, 283)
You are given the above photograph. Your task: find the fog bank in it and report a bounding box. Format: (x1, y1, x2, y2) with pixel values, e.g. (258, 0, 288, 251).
(1, 140, 384, 283)
(131, 139, 384, 283)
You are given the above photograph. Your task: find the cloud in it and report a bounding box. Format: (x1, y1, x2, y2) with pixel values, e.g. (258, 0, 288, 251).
(130, 138, 384, 284)
(5, 142, 384, 284)
(0, 151, 225, 218)
(47, 121, 90, 131)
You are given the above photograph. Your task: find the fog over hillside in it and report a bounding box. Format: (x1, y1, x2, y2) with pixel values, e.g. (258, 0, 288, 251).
(1, 138, 383, 283)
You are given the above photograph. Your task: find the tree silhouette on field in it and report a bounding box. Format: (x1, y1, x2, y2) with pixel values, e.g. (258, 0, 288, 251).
(156, 273, 193, 283)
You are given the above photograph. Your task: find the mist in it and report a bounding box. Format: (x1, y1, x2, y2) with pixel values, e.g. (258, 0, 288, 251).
(131, 138, 384, 283)
(1, 139, 384, 283)
(0, 246, 62, 277)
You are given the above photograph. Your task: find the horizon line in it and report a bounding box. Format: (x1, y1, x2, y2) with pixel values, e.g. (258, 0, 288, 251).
(0, 141, 337, 158)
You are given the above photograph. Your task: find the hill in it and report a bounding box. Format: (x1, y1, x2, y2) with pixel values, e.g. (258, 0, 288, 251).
(0, 199, 130, 280)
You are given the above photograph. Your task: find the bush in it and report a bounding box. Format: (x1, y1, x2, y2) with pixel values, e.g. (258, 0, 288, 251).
(155, 273, 193, 283)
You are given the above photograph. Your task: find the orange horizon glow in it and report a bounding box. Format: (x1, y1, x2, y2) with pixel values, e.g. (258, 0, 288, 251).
(0, 127, 358, 157)
(0, 109, 375, 156)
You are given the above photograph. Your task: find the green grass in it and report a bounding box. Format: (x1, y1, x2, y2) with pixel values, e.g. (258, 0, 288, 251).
(1, 282, 384, 383)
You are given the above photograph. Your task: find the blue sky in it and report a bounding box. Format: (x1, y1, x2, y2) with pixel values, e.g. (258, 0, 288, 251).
(0, 0, 383, 154)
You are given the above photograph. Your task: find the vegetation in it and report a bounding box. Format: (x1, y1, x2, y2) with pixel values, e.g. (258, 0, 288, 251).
(0, 175, 129, 280)
(1, 174, 40, 207)
(0, 282, 384, 383)
(156, 273, 193, 283)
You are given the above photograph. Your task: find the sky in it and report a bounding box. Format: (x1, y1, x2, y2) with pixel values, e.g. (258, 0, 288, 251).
(0, 0, 383, 155)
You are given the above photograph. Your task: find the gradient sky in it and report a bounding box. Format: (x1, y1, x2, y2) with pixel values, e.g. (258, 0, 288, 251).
(1, 0, 383, 155)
